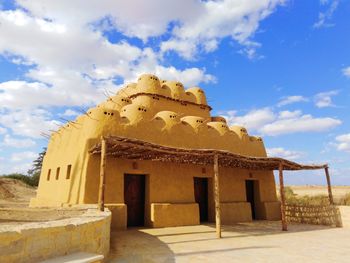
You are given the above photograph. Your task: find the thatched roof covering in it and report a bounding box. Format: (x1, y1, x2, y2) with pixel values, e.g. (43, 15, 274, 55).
(89, 136, 327, 171)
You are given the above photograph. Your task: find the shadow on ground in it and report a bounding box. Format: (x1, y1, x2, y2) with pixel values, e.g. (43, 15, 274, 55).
(108, 229, 176, 263)
(107, 221, 337, 262)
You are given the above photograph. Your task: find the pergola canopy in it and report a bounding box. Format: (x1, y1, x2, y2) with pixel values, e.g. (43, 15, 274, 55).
(92, 135, 334, 235)
(89, 136, 327, 171)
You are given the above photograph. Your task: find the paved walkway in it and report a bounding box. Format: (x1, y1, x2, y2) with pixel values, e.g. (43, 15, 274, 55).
(108, 207, 350, 263)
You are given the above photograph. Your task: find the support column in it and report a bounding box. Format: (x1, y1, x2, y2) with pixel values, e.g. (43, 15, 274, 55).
(98, 137, 107, 211)
(213, 154, 221, 238)
(324, 166, 342, 227)
(324, 166, 334, 205)
(278, 162, 287, 231)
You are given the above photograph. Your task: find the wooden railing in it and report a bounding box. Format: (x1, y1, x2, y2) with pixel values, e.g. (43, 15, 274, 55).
(285, 204, 342, 227)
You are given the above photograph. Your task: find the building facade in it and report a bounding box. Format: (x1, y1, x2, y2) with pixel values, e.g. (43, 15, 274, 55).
(30, 74, 281, 229)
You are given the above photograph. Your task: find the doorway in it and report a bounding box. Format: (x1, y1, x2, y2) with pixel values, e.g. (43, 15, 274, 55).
(124, 174, 145, 227)
(194, 177, 208, 222)
(245, 180, 257, 220)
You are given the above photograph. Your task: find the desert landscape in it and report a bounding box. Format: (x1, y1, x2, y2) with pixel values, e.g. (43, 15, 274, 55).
(0, 178, 85, 226)
(1, 177, 350, 226)
(1, 1, 349, 262)
(1, 178, 350, 262)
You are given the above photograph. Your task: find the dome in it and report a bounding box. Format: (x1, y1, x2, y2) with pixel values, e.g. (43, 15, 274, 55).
(152, 111, 180, 131)
(230, 125, 249, 139)
(120, 103, 151, 125)
(117, 83, 138, 97)
(186, 87, 207, 105)
(161, 81, 185, 100)
(180, 116, 206, 132)
(136, 74, 161, 94)
(206, 122, 229, 135)
(211, 116, 227, 123)
(183, 91, 197, 103)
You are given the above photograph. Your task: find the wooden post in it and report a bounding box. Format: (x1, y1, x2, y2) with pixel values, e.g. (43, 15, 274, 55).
(324, 166, 341, 227)
(98, 137, 107, 211)
(324, 166, 334, 205)
(213, 154, 221, 238)
(278, 162, 287, 231)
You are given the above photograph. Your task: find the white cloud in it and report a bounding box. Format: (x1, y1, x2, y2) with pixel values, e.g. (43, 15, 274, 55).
(16, 0, 202, 41)
(0, 126, 6, 135)
(161, 0, 285, 59)
(314, 90, 339, 108)
(0, 109, 58, 138)
(0, 9, 215, 110)
(11, 151, 37, 162)
(61, 109, 79, 117)
(278, 110, 302, 119)
(12, 0, 285, 61)
(0, 160, 33, 174)
(260, 113, 341, 136)
(154, 66, 216, 87)
(277, 95, 308, 107)
(266, 147, 304, 160)
(313, 0, 339, 28)
(0, 81, 85, 109)
(342, 67, 350, 77)
(0, 7, 217, 140)
(2, 134, 36, 148)
(223, 108, 341, 136)
(0, 0, 282, 120)
(223, 108, 275, 131)
(160, 40, 198, 61)
(334, 133, 350, 153)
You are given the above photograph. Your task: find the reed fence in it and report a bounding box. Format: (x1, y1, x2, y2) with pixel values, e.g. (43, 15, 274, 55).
(285, 204, 342, 227)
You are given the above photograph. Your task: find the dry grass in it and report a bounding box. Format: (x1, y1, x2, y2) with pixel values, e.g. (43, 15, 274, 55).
(280, 186, 350, 206)
(338, 193, 350, 205)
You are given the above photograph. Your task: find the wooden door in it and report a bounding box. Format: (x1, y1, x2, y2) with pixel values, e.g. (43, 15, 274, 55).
(245, 180, 256, 220)
(124, 174, 145, 227)
(194, 177, 208, 222)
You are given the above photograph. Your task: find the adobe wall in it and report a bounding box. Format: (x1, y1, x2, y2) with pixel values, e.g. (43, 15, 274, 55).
(0, 209, 111, 263)
(83, 157, 280, 229)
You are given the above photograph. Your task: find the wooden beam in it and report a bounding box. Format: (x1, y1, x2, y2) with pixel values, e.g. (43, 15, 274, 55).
(279, 162, 287, 231)
(89, 136, 328, 171)
(213, 154, 221, 238)
(98, 137, 107, 211)
(324, 166, 334, 205)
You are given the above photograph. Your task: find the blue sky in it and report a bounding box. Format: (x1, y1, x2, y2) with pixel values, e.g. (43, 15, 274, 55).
(0, 0, 349, 185)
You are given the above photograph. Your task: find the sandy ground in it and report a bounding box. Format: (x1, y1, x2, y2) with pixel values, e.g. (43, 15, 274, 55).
(1, 177, 350, 262)
(108, 206, 350, 263)
(0, 177, 36, 208)
(0, 178, 86, 226)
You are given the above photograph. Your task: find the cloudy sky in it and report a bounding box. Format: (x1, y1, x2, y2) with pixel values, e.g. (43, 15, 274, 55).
(0, 0, 349, 185)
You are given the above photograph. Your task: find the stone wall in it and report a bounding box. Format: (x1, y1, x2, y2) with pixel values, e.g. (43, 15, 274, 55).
(0, 209, 111, 263)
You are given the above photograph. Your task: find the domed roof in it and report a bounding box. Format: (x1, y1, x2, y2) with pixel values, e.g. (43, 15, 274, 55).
(185, 87, 207, 105)
(136, 74, 161, 94)
(51, 73, 265, 158)
(161, 81, 185, 100)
